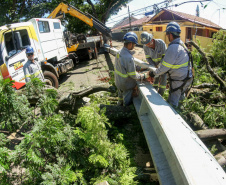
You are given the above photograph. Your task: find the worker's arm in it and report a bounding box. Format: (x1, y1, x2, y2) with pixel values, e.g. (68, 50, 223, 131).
(154, 46, 176, 76)
(126, 58, 144, 80)
(23, 64, 31, 83)
(143, 45, 157, 67)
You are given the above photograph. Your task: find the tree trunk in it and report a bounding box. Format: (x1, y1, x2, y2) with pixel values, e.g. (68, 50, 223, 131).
(214, 151, 226, 169)
(195, 129, 226, 141)
(187, 112, 209, 130)
(193, 83, 218, 89)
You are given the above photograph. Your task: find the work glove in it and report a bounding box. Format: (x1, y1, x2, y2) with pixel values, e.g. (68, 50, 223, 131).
(149, 71, 155, 78)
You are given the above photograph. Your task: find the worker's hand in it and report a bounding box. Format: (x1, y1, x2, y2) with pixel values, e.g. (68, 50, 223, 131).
(144, 71, 150, 79)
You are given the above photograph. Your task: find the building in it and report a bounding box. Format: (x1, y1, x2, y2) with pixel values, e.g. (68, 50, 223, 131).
(142, 8, 222, 49)
(111, 16, 137, 33)
(119, 16, 151, 31)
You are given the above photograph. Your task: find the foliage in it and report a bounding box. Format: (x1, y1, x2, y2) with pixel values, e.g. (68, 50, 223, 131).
(0, 0, 131, 36)
(0, 78, 32, 132)
(210, 30, 226, 71)
(0, 77, 138, 184)
(179, 36, 226, 129)
(86, 0, 132, 23)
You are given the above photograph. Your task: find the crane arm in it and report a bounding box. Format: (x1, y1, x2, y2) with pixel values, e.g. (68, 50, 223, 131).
(48, 3, 112, 37)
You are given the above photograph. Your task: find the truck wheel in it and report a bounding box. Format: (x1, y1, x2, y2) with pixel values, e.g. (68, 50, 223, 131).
(43, 71, 59, 88)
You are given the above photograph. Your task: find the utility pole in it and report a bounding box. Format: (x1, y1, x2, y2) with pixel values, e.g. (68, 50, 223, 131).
(128, 5, 132, 31)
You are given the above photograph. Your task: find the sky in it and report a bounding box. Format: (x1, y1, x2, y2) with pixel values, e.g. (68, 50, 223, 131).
(106, 0, 226, 29)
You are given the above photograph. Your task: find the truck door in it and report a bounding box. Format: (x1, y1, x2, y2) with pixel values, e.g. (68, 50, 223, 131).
(52, 21, 68, 60)
(3, 29, 31, 84)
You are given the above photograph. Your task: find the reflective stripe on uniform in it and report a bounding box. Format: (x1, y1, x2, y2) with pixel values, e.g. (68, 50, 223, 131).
(25, 70, 41, 78)
(25, 74, 31, 78)
(117, 53, 120, 58)
(162, 61, 188, 69)
(115, 69, 128, 78)
(146, 55, 151, 58)
(159, 85, 166, 89)
(152, 58, 162, 63)
(127, 71, 136, 76)
(153, 84, 158, 87)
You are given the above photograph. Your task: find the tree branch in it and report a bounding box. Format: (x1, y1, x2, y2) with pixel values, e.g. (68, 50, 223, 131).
(187, 41, 226, 91)
(101, 0, 121, 23)
(87, 0, 98, 18)
(196, 129, 226, 141)
(19, 0, 27, 18)
(193, 83, 218, 89)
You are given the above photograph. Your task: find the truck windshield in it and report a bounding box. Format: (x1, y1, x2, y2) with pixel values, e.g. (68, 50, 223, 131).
(5, 29, 30, 57)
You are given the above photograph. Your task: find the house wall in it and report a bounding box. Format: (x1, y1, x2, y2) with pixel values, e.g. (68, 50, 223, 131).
(142, 22, 218, 50)
(192, 35, 213, 52)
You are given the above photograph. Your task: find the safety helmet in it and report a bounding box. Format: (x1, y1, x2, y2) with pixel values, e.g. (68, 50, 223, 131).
(26, 46, 34, 54)
(165, 22, 181, 36)
(140, 32, 153, 45)
(123, 32, 138, 44)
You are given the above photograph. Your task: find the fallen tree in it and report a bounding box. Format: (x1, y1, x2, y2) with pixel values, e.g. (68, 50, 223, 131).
(195, 129, 226, 141)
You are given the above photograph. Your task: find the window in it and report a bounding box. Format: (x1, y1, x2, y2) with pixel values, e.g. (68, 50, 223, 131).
(156, 27, 162, 32)
(5, 29, 31, 57)
(53, 22, 61, 29)
(38, 21, 50, 33)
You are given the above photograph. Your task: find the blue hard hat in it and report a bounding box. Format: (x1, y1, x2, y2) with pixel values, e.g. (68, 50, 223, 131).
(165, 22, 181, 36)
(140, 32, 153, 45)
(26, 46, 34, 54)
(123, 32, 138, 44)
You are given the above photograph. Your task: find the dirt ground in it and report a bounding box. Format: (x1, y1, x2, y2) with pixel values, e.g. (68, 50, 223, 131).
(58, 41, 153, 171)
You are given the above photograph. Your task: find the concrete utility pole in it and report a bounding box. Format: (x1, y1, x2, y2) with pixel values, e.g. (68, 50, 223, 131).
(196, 5, 200, 17)
(128, 5, 132, 31)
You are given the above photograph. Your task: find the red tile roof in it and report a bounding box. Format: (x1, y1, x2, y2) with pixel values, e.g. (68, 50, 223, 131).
(111, 16, 137, 30)
(121, 16, 152, 28)
(149, 9, 221, 29)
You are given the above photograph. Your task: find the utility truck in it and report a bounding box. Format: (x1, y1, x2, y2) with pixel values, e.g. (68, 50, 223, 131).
(0, 3, 112, 89)
(0, 18, 74, 88)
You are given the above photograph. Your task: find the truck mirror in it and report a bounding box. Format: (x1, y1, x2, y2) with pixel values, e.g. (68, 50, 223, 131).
(5, 56, 10, 61)
(14, 32, 23, 49)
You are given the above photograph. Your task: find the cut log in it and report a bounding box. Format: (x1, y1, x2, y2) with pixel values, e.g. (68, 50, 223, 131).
(189, 88, 213, 97)
(187, 112, 209, 130)
(196, 129, 226, 141)
(214, 151, 226, 169)
(193, 83, 218, 89)
(58, 83, 116, 111)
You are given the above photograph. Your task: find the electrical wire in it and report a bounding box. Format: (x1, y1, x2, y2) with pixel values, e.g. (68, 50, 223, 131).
(107, 0, 213, 25)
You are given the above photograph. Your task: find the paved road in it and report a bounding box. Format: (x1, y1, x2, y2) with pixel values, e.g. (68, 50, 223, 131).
(58, 53, 115, 92)
(58, 41, 146, 92)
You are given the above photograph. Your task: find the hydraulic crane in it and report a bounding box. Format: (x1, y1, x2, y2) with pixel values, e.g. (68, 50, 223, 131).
(48, 2, 111, 59)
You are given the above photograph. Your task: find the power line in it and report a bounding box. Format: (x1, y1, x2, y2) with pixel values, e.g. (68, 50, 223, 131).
(107, 0, 212, 25)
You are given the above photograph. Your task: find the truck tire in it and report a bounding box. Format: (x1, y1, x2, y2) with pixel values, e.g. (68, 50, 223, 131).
(43, 71, 59, 88)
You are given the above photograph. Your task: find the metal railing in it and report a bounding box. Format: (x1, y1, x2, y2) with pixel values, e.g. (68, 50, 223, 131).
(105, 46, 226, 185)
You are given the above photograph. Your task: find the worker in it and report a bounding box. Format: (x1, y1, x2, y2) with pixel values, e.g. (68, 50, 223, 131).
(149, 22, 193, 107)
(23, 46, 44, 83)
(115, 32, 149, 106)
(141, 32, 167, 96)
